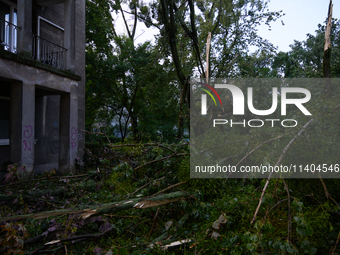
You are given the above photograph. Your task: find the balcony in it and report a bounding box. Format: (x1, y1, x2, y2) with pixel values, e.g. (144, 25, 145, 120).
(31, 34, 67, 70)
(0, 19, 67, 71)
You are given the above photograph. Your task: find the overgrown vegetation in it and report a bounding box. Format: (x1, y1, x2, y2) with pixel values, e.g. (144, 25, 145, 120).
(2, 0, 340, 254)
(1, 138, 340, 254)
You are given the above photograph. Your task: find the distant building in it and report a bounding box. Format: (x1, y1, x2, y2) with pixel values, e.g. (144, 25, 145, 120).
(0, 0, 85, 179)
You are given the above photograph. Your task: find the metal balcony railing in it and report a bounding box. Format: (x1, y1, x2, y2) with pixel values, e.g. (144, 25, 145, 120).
(0, 18, 19, 53)
(32, 34, 67, 70)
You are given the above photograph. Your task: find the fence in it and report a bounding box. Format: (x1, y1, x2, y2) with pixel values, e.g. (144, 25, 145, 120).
(32, 34, 67, 70)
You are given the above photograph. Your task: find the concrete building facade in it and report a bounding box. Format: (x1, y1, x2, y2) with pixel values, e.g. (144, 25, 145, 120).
(0, 0, 85, 179)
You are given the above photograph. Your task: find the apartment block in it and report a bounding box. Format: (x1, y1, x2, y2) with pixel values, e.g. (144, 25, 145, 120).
(0, 0, 85, 179)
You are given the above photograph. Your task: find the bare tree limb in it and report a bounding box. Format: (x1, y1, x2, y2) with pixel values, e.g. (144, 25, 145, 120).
(331, 229, 340, 255)
(250, 119, 314, 224)
(28, 228, 114, 255)
(122, 9, 161, 30)
(318, 171, 329, 199)
(130, 177, 166, 196)
(235, 134, 286, 169)
(84, 130, 112, 145)
(121, 6, 132, 39)
(152, 181, 188, 196)
(148, 208, 160, 238)
(282, 179, 292, 242)
(133, 153, 189, 172)
(110, 143, 177, 154)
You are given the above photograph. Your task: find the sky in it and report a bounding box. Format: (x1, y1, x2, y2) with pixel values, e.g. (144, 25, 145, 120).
(256, 0, 339, 52)
(115, 0, 339, 53)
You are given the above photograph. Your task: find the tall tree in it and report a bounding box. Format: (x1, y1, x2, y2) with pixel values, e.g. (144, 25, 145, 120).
(138, 0, 282, 137)
(86, 0, 181, 142)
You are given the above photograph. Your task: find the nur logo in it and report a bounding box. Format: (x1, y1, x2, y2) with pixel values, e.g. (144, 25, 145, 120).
(200, 83, 312, 116)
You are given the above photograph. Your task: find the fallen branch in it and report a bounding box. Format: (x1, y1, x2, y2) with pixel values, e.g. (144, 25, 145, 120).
(28, 228, 114, 255)
(318, 172, 329, 199)
(110, 143, 177, 154)
(0, 191, 192, 221)
(148, 208, 160, 238)
(0, 174, 88, 188)
(0, 188, 68, 201)
(152, 181, 188, 197)
(150, 214, 189, 244)
(282, 179, 292, 242)
(262, 179, 280, 223)
(133, 153, 189, 172)
(331, 229, 340, 255)
(235, 134, 286, 168)
(84, 130, 112, 145)
(250, 119, 314, 224)
(130, 177, 165, 196)
(155, 157, 183, 176)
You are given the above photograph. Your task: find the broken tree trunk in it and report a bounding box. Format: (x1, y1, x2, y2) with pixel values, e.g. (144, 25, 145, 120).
(0, 191, 192, 221)
(205, 32, 212, 84)
(323, 0, 333, 92)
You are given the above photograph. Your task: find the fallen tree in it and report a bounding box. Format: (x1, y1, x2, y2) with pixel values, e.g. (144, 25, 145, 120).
(0, 191, 192, 221)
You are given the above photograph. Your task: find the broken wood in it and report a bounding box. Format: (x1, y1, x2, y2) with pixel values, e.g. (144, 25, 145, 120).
(205, 32, 212, 83)
(0, 191, 192, 221)
(133, 153, 189, 172)
(323, 0, 333, 93)
(152, 180, 188, 196)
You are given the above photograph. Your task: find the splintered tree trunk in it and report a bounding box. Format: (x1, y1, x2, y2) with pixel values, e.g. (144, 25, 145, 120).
(205, 32, 212, 83)
(323, 0, 333, 92)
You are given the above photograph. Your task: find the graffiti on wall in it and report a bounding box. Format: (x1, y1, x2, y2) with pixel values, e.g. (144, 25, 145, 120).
(23, 125, 33, 151)
(77, 133, 84, 142)
(22, 124, 82, 152)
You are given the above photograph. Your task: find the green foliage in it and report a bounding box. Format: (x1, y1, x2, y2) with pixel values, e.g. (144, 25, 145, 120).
(106, 162, 134, 194)
(4, 164, 26, 184)
(0, 223, 27, 255)
(272, 20, 340, 78)
(178, 156, 223, 197)
(5, 1, 340, 254)
(2, 141, 340, 254)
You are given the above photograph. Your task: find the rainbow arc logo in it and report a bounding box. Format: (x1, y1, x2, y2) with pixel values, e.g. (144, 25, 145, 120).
(198, 82, 222, 115)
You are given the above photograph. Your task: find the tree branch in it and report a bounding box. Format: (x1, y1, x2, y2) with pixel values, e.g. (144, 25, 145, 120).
(250, 119, 314, 224)
(133, 153, 189, 172)
(0, 191, 191, 221)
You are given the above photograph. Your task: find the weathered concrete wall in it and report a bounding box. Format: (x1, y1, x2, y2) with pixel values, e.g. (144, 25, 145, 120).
(0, 58, 78, 92)
(0, 56, 79, 178)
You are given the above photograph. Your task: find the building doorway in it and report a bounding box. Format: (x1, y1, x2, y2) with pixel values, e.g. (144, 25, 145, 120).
(34, 87, 60, 174)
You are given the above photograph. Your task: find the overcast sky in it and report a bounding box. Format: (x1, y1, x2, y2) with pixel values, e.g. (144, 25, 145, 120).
(115, 0, 338, 53)
(257, 0, 338, 52)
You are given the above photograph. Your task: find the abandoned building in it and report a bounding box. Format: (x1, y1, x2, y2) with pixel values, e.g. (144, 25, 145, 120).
(0, 0, 85, 179)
